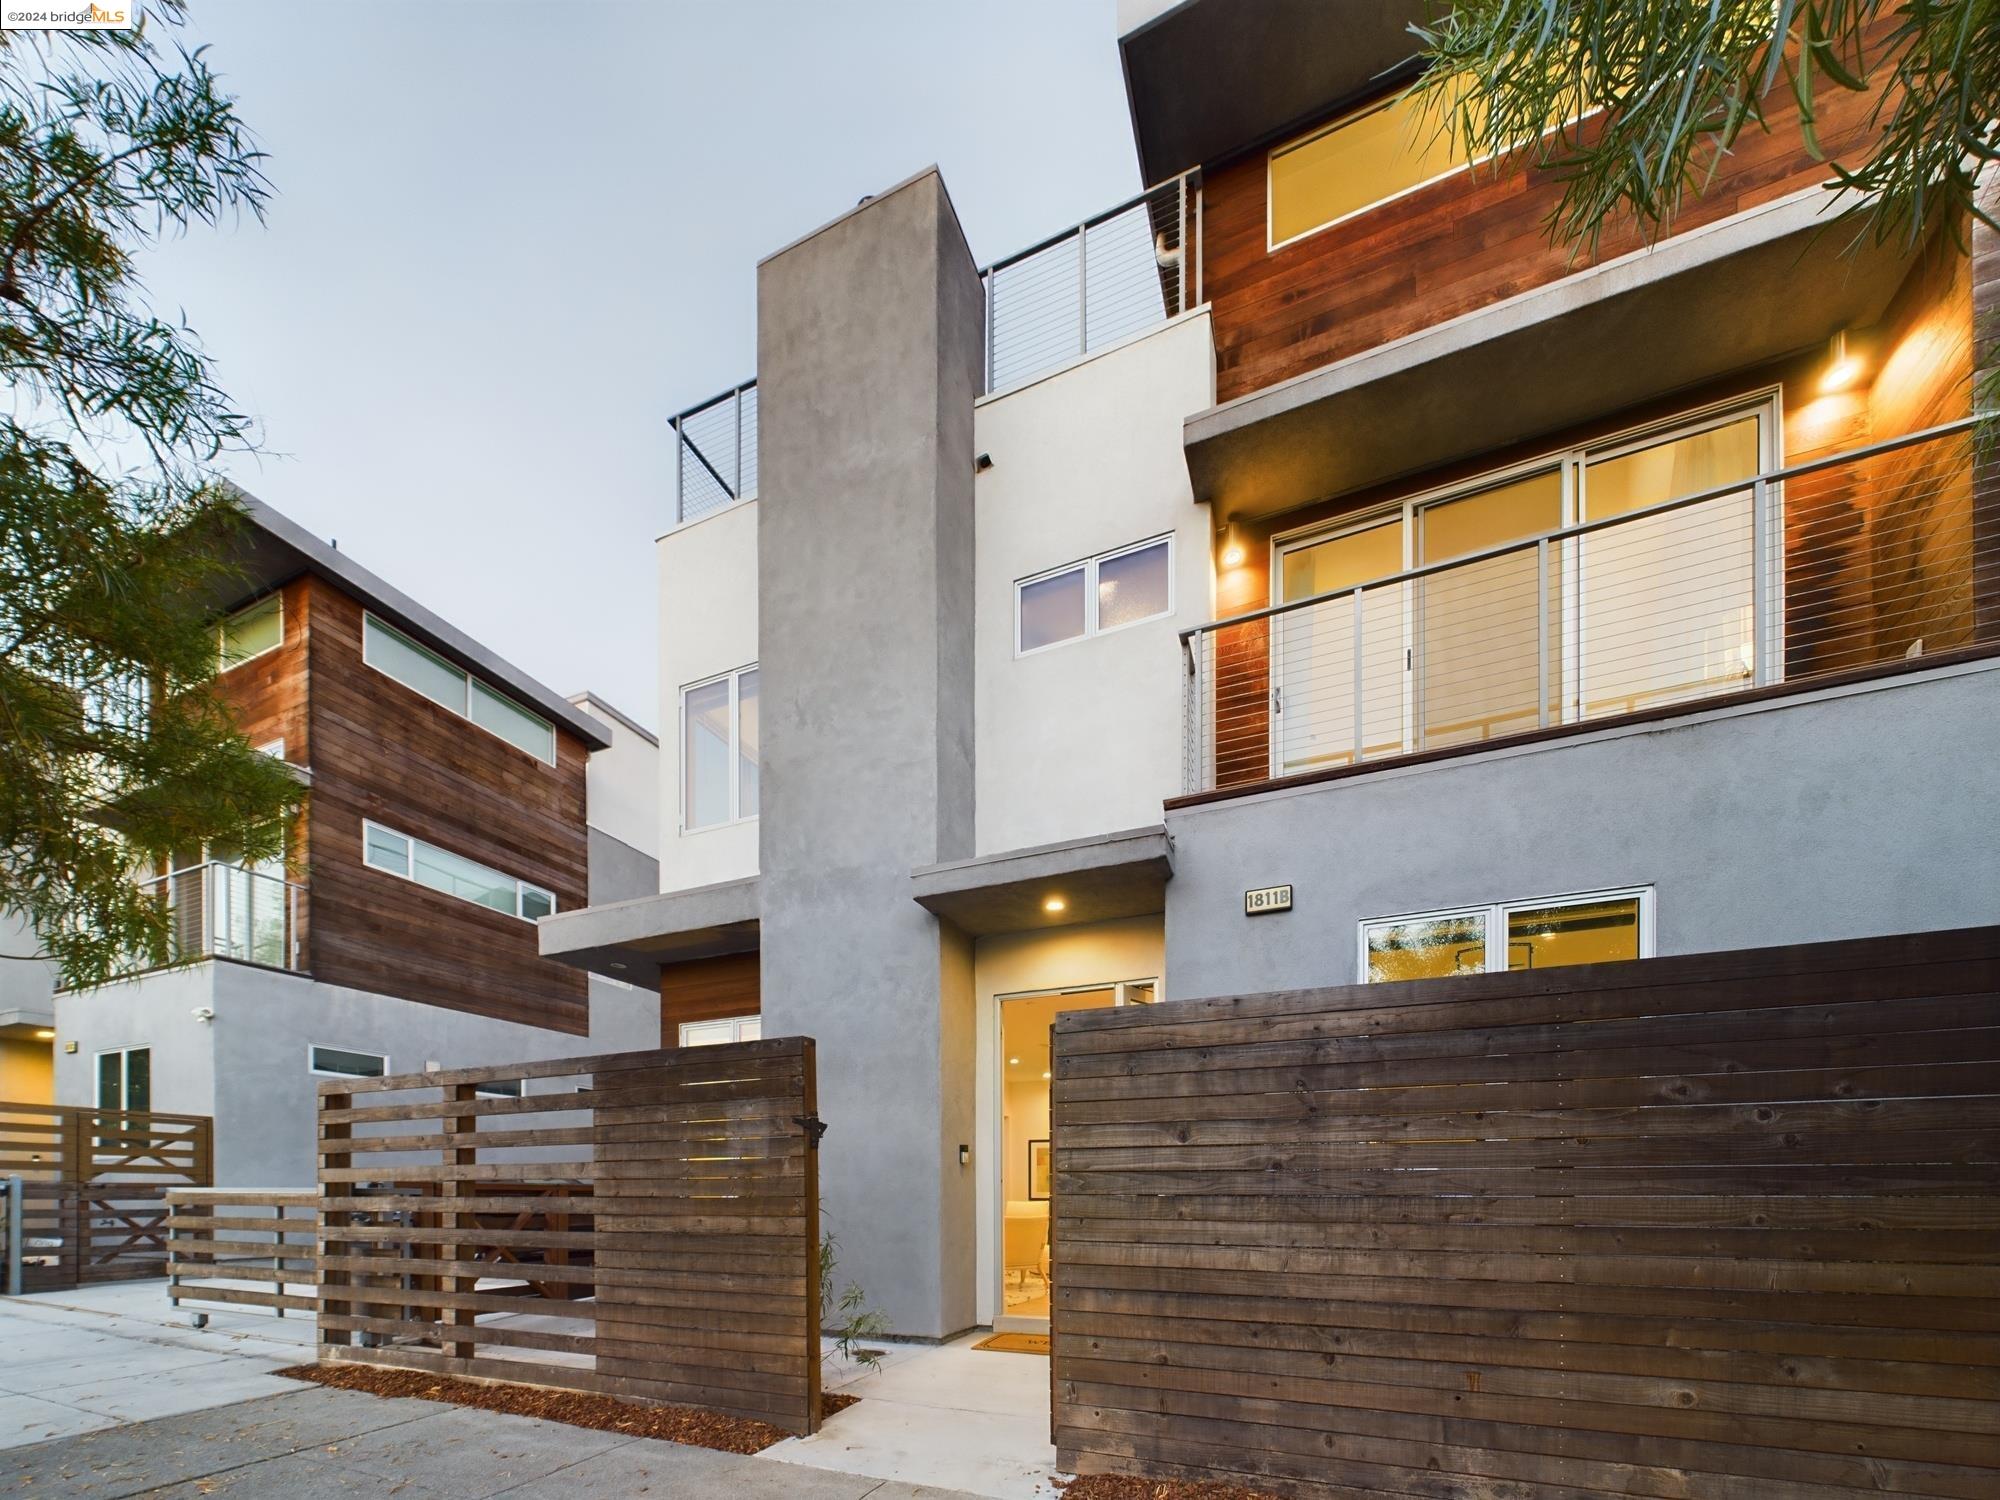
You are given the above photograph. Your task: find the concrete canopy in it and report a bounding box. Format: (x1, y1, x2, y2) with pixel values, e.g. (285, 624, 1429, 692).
(911, 826, 1173, 937)
(1119, 0, 1434, 183)
(1184, 188, 1921, 524)
(537, 876, 759, 987)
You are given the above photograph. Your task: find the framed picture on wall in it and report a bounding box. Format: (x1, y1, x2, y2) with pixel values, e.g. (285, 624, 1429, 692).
(1028, 1138, 1051, 1200)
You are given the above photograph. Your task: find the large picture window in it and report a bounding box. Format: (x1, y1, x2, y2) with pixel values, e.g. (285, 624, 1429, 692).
(1269, 79, 1481, 248)
(363, 613, 556, 764)
(1016, 536, 1173, 655)
(1360, 888, 1653, 983)
(681, 665, 759, 832)
(362, 820, 555, 921)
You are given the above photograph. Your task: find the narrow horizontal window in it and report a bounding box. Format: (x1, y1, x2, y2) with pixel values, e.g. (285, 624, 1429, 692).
(678, 1015, 760, 1047)
(1016, 535, 1174, 655)
(363, 613, 555, 764)
(361, 820, 557, 922)
(1271, 85, 1475, 247)
(219, 595, 283, 670)
(310, 1045, 386, 1078)
(475, 1077, 524, 1099)
(1361, 888, 1652, 983)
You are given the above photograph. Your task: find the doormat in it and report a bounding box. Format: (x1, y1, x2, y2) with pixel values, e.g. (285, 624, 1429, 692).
(971, 1332, 1050, 1355)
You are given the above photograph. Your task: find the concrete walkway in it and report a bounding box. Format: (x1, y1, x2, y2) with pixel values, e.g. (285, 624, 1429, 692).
(0, 1286, 1062, 1498)
(0, 1384, 995, 1498)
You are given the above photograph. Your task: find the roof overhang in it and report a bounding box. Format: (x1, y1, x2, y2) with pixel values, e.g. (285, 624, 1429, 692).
(1185, 188, 1922, 523)
(1118, 0, 1435, 182)
(213, 490, 612, 752)
(538, 877, 759, 987)
(912, 826, 1173, 937)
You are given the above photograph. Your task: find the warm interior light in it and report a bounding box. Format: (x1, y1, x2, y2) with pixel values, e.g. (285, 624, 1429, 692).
(34, 1029, 55, 1041)
(1820, 328, 1864, 394)
(1009, 1057, 1020, 1066)
(1043, 895, 1067, 913)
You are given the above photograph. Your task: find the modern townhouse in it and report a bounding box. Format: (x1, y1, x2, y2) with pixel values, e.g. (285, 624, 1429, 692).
(542, 0, 1999, 1343)
(38, 496, 660, 1184)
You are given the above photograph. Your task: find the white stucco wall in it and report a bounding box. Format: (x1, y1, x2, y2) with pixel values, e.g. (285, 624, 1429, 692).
(973, 311, 1214, 856)
(569, 693, 660, 862)
(969, 914, 1166, 1326)
(656, 499, 760, 892)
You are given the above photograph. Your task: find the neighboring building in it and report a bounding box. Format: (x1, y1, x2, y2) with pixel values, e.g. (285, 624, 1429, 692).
(45, 497, 657, 1184)
(543, 0, 2000, 1342)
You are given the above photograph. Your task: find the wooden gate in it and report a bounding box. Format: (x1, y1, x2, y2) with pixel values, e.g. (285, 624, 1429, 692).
(1, 1102, 213, 1291)
(316, 1038, 822, 1434)
(1050, 925, 2000, 1498)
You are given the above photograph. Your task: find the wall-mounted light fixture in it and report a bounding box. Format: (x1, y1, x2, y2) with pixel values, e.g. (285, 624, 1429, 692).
(1820, 327, 1865, 394)
(1218, 520, 1247, 569)
(1043, 894, 1067, 914)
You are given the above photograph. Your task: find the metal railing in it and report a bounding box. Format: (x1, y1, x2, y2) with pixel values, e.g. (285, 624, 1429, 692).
(131, 861, 304, 973)
(1182, 417, 1990, 795)
(982, 169, 1197, 394)
(670, 379, 758, 527)
(666, 171, 1200, 528)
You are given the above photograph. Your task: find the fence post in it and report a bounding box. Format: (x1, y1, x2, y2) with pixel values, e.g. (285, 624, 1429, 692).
(4, 1176, 20, 1297)
(442, 1082, 477, 1362)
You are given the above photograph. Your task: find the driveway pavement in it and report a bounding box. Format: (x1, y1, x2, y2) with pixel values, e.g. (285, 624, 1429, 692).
(0, 1384, 992, 1498)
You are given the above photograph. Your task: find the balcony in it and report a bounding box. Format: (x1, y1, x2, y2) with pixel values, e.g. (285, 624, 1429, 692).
(1180, 418, 1992, 797)
(667, 172, 1197, 528)
(132, 861, 304, 975)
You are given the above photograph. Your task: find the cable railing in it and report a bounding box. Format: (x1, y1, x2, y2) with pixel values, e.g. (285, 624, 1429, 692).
(1182, 417, 1989, 795)
(666, 171, 1200, 529)
(129, 861, 304, 974)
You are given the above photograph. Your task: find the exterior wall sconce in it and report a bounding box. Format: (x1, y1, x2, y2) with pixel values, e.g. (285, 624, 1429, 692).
(1218, 520, 1248, 569)
(1820, 328, 1865, 394)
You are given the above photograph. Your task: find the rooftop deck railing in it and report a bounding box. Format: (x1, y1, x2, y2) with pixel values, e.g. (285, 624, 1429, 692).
(667, 171, 1199, 528)
(1182, 417, 1991, 796)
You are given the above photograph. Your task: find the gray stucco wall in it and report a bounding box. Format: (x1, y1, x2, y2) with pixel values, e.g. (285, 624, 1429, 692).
(54, 959, 662, 1186)
(1164, 662, 2000, 999)
(587, 826, 659, 907)
(755, 169, 985, 1338)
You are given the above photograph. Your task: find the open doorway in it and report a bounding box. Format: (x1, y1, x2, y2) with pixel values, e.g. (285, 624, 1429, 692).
(994, 979, 1156, 1332)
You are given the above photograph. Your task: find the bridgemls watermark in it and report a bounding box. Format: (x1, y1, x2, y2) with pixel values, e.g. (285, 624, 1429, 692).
(1, 2, 135, 28)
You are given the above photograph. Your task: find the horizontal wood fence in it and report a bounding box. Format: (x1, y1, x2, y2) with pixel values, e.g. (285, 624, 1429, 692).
(317, 1038, 821, 1434)
(167, 1188, 317, 1320)
(1050, 925, 2000, 1499)
(1, 1102, 214, 1291)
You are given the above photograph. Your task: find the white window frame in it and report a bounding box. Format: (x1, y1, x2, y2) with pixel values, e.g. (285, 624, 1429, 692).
(678, 664, 758, 834)
(95, 1045, 152, 1111)
(1270, 392, 1782, 778)
(360, 818, 557, 923)
(307, 1044, 389, 1079)
(1357, 885, 1656, 984)
(677, 1015, 762, 1047)
(362, 611, 556, 766)
(218, 594, 284, 673)
(1014, 534, 1175, 658)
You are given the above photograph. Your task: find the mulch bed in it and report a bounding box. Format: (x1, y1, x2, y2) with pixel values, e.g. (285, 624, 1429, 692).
(275, 1363, 856, 1456)
(1053, 1478, 1284, 1500)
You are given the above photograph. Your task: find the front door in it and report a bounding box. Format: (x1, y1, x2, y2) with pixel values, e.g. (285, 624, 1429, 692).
(994, 980, 1155, 1334)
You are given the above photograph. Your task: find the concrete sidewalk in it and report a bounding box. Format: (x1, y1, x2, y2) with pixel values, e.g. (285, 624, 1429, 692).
(0, 1384, 994, 1498)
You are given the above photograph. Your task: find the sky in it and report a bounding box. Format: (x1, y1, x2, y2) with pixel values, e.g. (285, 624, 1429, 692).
(141, 0, 1144, 732)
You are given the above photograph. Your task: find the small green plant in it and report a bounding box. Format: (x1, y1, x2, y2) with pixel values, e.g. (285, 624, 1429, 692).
(818, 1222, 888, 1372)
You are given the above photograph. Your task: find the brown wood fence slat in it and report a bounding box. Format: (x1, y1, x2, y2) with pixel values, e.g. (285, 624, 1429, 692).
(1049, 925, 2000, 1499)
(1, 1102, 214, 1291)
(314, 1038, 821, 1435)
(166, 1189, 319, 1319)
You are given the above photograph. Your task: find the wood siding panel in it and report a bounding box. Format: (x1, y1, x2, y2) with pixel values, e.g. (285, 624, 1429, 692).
(302, 580, 589, 1032)
(1204, 75, 1888, 405)
(659, 953, 761, 1044)
(1049, 926, 2000, 1499)
(315, 1042, 821, 1434)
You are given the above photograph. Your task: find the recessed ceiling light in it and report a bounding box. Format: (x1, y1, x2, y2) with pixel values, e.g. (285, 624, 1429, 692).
(1043, 895, 1066, 913)
(1042, 1071, 1052, 1080)
(1009, 1057, 1020, 1066)
(33, 1029, 55, 1041)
